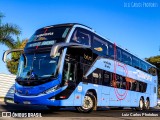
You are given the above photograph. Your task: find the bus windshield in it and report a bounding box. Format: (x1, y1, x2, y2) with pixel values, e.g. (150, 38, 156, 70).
(17, 52, 59, 80)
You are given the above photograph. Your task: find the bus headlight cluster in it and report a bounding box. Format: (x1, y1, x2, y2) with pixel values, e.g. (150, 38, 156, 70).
(43, 85, 59, 94)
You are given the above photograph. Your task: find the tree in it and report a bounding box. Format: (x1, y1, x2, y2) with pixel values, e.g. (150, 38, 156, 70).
(6, 38, 28, 74)
(0, 12, 21, 48)
(146, 55, 160, 98)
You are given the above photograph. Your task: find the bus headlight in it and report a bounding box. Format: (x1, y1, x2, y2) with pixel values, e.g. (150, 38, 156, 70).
(43, 85, 59, 94)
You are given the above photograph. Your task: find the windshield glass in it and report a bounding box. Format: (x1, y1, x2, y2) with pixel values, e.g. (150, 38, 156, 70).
(17, 52, 59, 80)
(26, 26, 71, 48)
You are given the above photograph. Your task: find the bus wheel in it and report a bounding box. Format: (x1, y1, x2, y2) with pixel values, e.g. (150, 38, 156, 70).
(47, 106, 60, 111)
(76, 93, 95, 113)
(136, 98, 145, 111)
(145, 99, 150, 110)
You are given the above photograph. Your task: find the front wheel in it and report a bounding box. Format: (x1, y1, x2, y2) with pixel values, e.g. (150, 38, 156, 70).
(75, 93, 96, 113)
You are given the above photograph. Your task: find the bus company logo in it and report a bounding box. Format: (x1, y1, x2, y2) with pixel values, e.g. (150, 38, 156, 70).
(36, 32, 54, 37)
(2, 112, 42, 117)
(94, 47, 103, 51)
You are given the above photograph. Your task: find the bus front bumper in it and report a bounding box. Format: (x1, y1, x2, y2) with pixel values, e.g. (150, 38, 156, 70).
(14, 86, 67, 106)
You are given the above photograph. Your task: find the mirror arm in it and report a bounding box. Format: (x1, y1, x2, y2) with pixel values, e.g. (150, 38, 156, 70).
(3, 49, 24, 62)
(50, 43, 90, 58)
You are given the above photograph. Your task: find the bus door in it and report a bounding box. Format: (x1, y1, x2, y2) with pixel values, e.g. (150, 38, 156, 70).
(61, 58, 77, 106)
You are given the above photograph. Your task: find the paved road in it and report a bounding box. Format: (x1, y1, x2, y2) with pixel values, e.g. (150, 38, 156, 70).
(0, 101, 160, 119)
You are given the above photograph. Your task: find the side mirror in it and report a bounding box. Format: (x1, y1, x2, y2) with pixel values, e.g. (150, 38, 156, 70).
(2, 49, 24, 62)
(50, 42, 90, 58)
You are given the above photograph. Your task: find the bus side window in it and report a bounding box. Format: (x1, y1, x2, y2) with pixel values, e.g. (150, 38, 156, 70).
(115, 74, 121, 88)
(92, 36, 108, 57)
(108, 43, 114, 59)
(136, 81, 140, 92)
(120, 76, 126, 89)
(122, 51, 132, 66)
(70, 28, 91, 46)
(102, 71, 111, 86)
(83, 64, 93, 83)
(117, 48, 121, 61)
(130, 80, 137, 91)
(132, 57, 140, 69)
(140, 61, 147, 72)
(92, 68, 102, 85)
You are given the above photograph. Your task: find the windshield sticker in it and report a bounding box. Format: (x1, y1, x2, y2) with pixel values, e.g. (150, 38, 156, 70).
(36, 32, 54, 37)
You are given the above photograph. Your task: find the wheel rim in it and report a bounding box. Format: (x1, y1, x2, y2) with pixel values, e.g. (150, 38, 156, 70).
(82, 96, 93, 110)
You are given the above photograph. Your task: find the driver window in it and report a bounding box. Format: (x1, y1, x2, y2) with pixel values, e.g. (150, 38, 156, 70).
(70, 28, 91, 46)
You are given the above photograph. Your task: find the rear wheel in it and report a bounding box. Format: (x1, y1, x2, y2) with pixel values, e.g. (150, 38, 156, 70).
(136, 98, 145, 111)
(75, 93, 96, 113)
(145, 99, 150, 110)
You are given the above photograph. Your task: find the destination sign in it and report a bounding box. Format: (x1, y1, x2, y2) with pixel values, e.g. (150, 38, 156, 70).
(26, 40, 55, 48)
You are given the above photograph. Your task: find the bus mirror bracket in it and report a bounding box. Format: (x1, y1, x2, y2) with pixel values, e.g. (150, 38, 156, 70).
(50, 42, 90, 58)
(2, 49, 24, 62)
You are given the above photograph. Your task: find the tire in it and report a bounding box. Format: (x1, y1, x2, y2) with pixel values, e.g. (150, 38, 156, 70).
(145, 99, 150, 110)
(75, 93, 96, 113)
(136, 98, 145, 111)
(47, 106, 60, 111)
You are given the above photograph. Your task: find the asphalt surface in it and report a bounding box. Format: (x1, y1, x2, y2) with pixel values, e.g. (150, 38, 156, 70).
(0, 101, 160, 119)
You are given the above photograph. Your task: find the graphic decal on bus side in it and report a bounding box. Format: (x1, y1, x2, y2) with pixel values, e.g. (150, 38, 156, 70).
(113, 43, 129, 100)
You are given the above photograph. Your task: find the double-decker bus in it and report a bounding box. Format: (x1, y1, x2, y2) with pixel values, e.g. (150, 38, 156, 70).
(3, 23, 158, 113)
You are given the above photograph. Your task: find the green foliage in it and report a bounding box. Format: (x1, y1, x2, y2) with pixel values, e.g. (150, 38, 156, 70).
(6, 38, 28, 74)
(0, 12, 21, 48)
(146, 55, 160, 98)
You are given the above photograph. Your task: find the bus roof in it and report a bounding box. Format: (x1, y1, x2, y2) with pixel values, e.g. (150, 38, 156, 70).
(41, 23, 92, 30)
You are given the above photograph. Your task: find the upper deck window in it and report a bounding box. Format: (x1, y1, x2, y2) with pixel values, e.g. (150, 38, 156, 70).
(140, 61, 148, 72)
(122, 51, 132, 66)
(92, 35, 108, 56)
(70, 28, 91, 46)
(132, 57, 140, 69)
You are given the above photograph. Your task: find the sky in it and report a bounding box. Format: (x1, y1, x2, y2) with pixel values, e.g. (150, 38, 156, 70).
(0, 0, 160, 74)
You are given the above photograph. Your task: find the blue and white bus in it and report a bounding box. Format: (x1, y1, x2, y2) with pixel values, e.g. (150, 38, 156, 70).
(3, 23, 158, 112)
